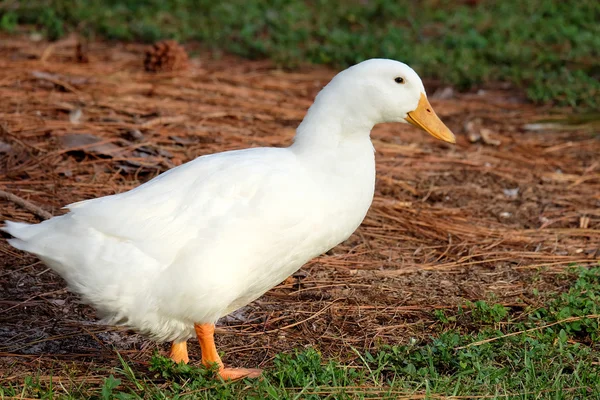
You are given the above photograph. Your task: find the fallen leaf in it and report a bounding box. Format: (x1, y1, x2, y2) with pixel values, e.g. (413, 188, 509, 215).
(0, 141, 12, 153)
(503, 188, 519, 198)
(480, 128, 501, 146)
(69, 108, 82, 124)
(431, 86, 454, 100)
(60, 133, 123, 157)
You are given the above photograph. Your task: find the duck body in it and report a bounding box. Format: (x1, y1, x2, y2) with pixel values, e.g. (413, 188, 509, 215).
(5, 134, 375, 342)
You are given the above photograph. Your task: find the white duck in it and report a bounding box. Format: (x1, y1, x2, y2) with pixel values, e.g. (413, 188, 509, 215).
(3, 59, 455, 379)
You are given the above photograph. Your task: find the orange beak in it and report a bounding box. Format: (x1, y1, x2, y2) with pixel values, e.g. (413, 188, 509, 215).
(406, 93, 456, 143)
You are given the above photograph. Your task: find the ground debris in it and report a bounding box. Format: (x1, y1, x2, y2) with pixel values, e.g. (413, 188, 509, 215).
(60, 133, 123, 157)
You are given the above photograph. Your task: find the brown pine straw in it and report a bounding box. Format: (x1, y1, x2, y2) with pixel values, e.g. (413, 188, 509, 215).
(0, 34, 598, 382)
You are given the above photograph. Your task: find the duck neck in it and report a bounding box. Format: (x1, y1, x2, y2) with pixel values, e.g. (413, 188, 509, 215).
(290, 85, 379, 154)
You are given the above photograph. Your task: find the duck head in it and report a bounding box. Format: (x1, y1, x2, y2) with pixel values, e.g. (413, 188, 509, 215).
(307, 59, 456, 144)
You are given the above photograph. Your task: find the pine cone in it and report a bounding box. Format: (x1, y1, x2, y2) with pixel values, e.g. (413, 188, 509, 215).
(144, 40, 189, 72)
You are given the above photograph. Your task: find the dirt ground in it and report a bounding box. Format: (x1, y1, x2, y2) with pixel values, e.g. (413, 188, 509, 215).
(0, 35, 599, 381)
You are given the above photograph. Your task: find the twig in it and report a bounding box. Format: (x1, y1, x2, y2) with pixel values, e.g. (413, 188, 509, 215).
(31, 71, 84, 97)
(0, 189, 53, 220)
(456, 314, 600, 349)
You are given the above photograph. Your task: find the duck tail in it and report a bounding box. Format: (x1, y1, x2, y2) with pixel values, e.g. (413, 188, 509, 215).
(2, 220, 38, 251)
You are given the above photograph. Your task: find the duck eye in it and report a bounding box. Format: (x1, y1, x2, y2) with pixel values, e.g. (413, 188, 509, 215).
(394, 77, 405, 84)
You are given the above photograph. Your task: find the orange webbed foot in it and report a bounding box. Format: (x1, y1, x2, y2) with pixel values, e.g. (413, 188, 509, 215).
(194, 323, 262, 380)
(169, 341, 189, 364)
(218, 367, 263, 381)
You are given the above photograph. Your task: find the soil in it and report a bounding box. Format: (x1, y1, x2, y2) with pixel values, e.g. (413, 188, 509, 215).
(0, 35, 598, 380)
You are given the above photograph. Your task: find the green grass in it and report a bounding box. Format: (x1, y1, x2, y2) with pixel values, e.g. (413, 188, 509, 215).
(1, 0, 599, 110)
(1, 267, 599, 399)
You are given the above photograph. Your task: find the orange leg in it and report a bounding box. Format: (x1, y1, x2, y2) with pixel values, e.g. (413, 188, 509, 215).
(169, 341, 189, 364)
(194, 323, 262, 380)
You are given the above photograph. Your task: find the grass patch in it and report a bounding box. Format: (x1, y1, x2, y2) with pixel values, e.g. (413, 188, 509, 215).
(1, 267, 599, 398)
(1, 0, 599, 110)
